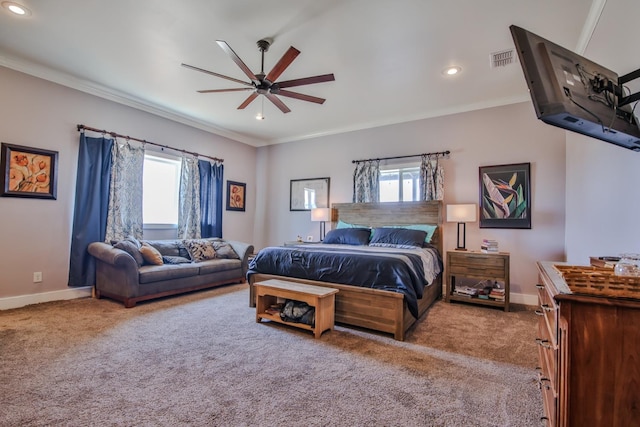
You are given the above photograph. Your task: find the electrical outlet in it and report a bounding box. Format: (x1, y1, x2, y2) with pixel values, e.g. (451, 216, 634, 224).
(33, 272, 42, 283)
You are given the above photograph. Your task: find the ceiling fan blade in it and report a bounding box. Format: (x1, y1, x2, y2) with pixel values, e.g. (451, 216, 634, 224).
(181, 63, 252, 86)
(276, 73, 335, 88)
(216, 40, 261, 85)
(278, 89, 326, 104)
(265, 46, 300, 83)
(197, 88, 254, 93)
(265, 93, 291, 113)
(237, 92, 259, 110)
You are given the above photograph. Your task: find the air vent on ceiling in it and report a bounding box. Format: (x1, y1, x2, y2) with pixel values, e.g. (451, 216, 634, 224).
(490, 49, 516, 68)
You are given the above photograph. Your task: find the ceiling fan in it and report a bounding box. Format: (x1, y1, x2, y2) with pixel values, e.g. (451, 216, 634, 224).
(181, 39, 335, 114)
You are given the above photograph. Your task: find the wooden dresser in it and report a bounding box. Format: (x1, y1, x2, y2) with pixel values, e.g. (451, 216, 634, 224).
(536, 261, 640, 426)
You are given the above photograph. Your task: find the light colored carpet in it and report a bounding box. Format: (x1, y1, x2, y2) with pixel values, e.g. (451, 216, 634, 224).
(0, 284, 542, 426)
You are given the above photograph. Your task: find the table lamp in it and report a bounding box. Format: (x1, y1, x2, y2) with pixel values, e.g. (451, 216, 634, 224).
(446, 204, 477, 250)
(311, 208, 331, 241)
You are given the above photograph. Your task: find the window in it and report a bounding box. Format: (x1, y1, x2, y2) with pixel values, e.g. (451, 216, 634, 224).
(143, 153, 181, 226)
(379, 165, 421, 202)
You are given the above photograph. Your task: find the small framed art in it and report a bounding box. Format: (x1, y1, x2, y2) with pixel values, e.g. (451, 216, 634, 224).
(479, 162, 531, 229)
(1, 142, 58, 200)
(226, 180, 246, 211)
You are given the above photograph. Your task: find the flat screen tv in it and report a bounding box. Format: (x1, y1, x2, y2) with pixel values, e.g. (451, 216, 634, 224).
(510, 25, 640, 151)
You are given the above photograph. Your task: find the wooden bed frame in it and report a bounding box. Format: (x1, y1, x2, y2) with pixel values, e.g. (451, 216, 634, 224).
(248, 201, 443, 341)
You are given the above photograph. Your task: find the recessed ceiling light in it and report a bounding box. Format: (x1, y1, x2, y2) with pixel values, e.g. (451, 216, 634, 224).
(443, 66, 462, 76)
(2, 1, 31, 16)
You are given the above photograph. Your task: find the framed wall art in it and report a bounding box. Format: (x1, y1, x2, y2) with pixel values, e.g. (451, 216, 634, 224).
(1, 142, 58, 200)
(226, 180, 246, 212)
(290, 177, 330, 211)
(479, 162, 531, 229)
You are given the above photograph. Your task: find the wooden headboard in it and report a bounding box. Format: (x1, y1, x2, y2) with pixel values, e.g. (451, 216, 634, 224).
(331, 201, 443, 254)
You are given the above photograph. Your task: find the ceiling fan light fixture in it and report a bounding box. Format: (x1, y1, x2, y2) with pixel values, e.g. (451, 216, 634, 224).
(443, 66, 462, 76)
(2, 1, 31, 16)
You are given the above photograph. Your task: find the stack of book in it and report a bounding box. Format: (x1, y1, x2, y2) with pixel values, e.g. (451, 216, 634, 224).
(488, 287, 506, 301)
(481, 239, 499, 253)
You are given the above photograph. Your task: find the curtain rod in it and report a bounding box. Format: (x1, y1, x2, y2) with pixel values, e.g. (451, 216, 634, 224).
(76, 124, 223, 163)
(351, 150, 450, 164)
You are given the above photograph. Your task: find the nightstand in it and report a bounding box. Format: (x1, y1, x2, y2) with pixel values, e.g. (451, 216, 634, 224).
(445, 251, 510, 311)
(283, 241, 322, 247)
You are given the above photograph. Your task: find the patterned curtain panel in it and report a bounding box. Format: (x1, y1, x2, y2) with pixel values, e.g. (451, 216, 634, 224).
(68, 133, 114, 287)
(199, 159, 224, 238)
(352, 160, 380, 203)
(177, 154, 201, 239)
(105, 140, 145, 242)
(420, 154, 444, 201)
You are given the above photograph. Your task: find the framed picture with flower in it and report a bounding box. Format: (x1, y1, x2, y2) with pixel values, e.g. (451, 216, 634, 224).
(1, 142, 58, 200)
(479, 162, 531, 229)
(226, 180, 246, 212)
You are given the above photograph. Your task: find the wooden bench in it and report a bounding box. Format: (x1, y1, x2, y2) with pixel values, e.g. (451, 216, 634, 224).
(254, 279, 339, 338)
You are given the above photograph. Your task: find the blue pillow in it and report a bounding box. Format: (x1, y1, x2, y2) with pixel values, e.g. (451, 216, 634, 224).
(369, 227, 427, 248)
(336, 220, 367, 229)
(323, 228, 371, 246)
(387, 224, 437, 243)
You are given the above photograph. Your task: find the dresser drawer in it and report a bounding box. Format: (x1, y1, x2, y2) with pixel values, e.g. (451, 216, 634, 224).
(536, 282, 558, 347)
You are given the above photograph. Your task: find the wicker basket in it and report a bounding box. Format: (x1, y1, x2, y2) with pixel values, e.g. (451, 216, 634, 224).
(554, 265, 640, 299)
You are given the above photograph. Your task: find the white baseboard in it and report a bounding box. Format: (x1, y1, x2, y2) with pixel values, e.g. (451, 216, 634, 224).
(0, 287, 93, 310)
(510, 292, 538, 306)
(1, 287, 538, 311)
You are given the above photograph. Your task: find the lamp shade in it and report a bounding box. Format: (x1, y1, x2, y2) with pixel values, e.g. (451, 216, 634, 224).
(311, 207, 331, 222)
(446, 204, 477, 223)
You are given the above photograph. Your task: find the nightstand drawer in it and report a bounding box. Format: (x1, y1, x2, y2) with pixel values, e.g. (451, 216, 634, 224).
(448, 254, 506, 277)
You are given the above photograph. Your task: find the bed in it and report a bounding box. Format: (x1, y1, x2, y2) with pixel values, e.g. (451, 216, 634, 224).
(247, 201, 443, 341)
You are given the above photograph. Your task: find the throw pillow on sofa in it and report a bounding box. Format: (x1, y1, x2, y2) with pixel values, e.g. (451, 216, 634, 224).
(183, 239, 217, 262)
(211, 241, 240, 259)
(162, 255, 192, 264)
(139, 242, 164, 265)
(113, 236, 145, 267)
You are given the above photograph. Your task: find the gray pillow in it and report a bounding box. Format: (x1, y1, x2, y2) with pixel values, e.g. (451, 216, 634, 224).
(212, 241, 240, 259)
(162, 255, 192, 264)
(113, 240, 144, 267)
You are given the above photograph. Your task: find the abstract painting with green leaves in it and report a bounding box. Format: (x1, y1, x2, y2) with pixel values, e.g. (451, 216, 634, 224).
(479, 163, 531, 229)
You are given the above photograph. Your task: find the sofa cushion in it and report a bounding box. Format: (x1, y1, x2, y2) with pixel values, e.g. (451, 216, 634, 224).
(212, 241, 240, 259)
(140, 242, 163, 265)
(138, 263, 200, 284)
(197, 258, 242, 275)
(113, 240, 145, 267)
(162, 255, 192, 264)
(142, 240, 182, 257)
(183, 239, 217, 262)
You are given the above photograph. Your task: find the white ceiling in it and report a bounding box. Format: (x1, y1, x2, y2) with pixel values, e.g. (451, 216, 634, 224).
(0, 0, 637, 147)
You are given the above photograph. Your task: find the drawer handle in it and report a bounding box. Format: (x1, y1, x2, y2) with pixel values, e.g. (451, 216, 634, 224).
(536, 284, 544, 289)
(535, 338, 552, 349)
(534, 310, 544, 316)
(541, 304, 554, 312)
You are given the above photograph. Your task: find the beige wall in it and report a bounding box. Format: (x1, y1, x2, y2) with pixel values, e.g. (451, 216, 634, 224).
(0, 66, 256, 303)
(254, 102, 568, 302)
(565, 131, 640, 263)
(0, 64, 572, 308)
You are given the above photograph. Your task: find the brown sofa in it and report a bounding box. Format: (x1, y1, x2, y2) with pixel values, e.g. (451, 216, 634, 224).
(88, 238, 253, 308)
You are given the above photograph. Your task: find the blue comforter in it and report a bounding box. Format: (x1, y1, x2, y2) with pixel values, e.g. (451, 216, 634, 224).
(247, 244, 442, 318)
